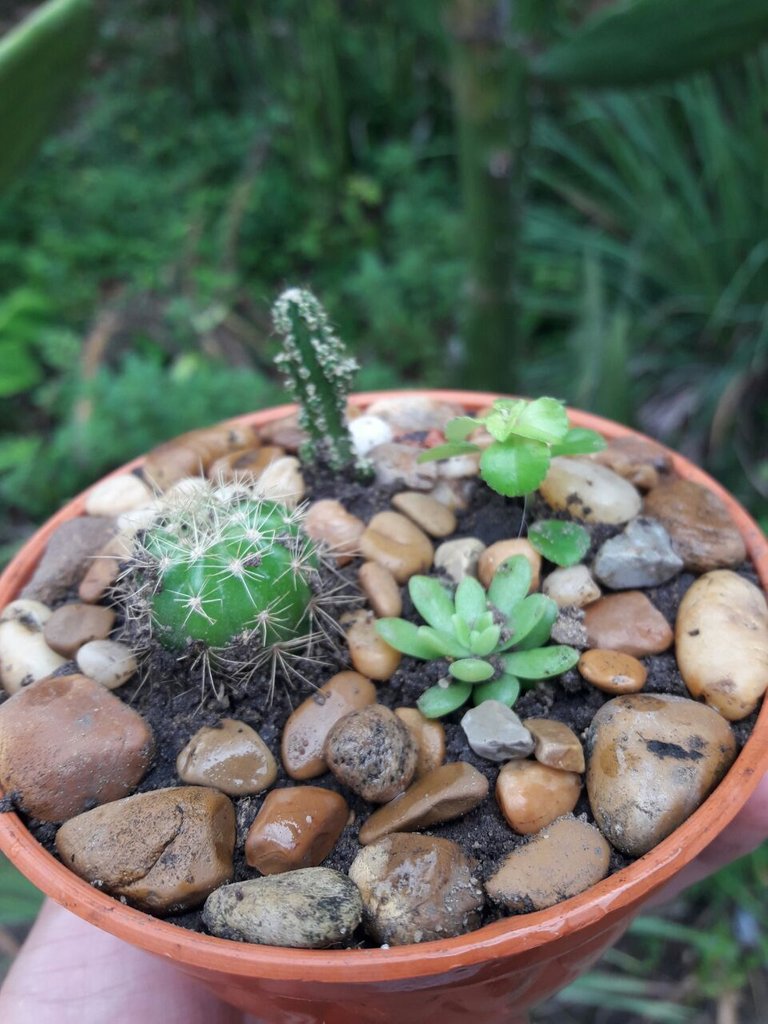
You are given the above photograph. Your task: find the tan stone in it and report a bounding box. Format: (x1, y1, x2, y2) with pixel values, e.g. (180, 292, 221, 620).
(477, 539, 541, 591)
(142, 424, 258, 490)
(55, 786, 235, 913)
(540, 457, 642, 525)
(0, 606, 67, 695)
(254, 456, 305, 508)
(593, 435, 673, 491)
(583, 591, 673, 657)
(676, 570, 768, 721)
(359, 511, 433, 583)
(359, 762, 489, 845)
(434, 537, 486, 584)
(75, 639, 138, 690)
(78, 532, 134, 604)
(177, 718, 277, 795)
(523, 718, 585, 773)
(344, 608, 402, 680)
(586, 693, 737, 857)
(495, 760, 581, 835)
(304, 500, 365, 565)
(43, 603, 115, 658)
(22, 517, 116, 606)
(324, 705, 417, 803)
(391, 491, 457, 538)
(542, 565, 601, 609)
(281, 671, 377, 780)
(485, 816, 611, 912)
(245, 786, 348, 874)
(358, 561, 402, 619)
(579, 649, 647, 695)
(394, 707, 446, 777)
(85, 473, 153, 517)
(207, 445, 286, 484)
(0, 674, 154, 822)
(258, 412, 306, 452)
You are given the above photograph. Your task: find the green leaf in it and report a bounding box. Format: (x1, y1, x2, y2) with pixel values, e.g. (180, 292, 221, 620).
(408, 576, 455, 633)
(473, 674, 521, 707)
(500, 594, 559, 650)
(479, 438, 551, 497)
(534, 0, 768, 88)
(417, 680, 472, 718)
(449, 657, 495, 683)
(419, 625, 469, 659)
(508, 397, 569, 444)
(482, 399, 527, 442)
(528, 519, 591, 567)
(451, 613, 472, 650)
(487, 555, 532, 613)
(513, 600, 559, 652)
(454, 575, 487, 624)
(468, 624, 501, 656)
(417, 441, 479, 463)
(445, 415, 480, 442)
(375, 618, 437, 660)
(551, 427, 606, 456)
(502, 645, 580, 679)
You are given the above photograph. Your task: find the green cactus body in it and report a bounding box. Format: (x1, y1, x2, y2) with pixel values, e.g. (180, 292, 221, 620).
(272, 288, 357, 469)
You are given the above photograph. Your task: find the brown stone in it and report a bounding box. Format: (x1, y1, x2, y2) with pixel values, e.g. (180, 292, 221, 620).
(394, 707, 446, 777)
(643, 479, 746, 573)
(477, 539, 541, 591)
(304, 499, 365, 566)
(43, 603, 116, 658)
(55, 786, 235, 913)
(485, 816, 611, 912)
(324, 705, 417, 803)
(22, 517, 116, 606)
(579, 649, 647, 695)
(78, 532, 134, 604)
(0, 673, 154, 822)
(583, 591, 673, 657)
(390, 491, 457, 538)
(593, 435, 674, 491)
(258, 412, 307, 452)
(359, 762, 489, 845)
(523, 718, 585, 773)
(142, 424, 258, 490)
(359, 511, 433, 583)
(344, 608, 402, 681)
(207, 445, 285, 484)
(358, 562, 402, 618)
(176, 718, 277, 795)
(495, 760, 582, 834)
(245, 786, 349, 874)
(281, 671, 377, 781)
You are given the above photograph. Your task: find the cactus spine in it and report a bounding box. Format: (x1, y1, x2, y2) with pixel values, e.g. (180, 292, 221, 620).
(272, 288, 357, 469)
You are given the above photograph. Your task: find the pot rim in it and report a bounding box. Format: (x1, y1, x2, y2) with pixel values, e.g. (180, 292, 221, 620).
(1, 388, 766, 983)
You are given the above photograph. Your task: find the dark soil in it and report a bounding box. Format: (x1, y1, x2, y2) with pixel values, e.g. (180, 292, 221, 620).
(8, 463, 760, 942)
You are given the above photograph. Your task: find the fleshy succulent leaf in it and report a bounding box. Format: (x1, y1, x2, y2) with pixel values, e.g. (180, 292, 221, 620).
(528, 519, 591, 567)
(417, 441, 480, 463)
(375, 618, 439, 660)
(550, 427, 606, 456)
(468, 624, 502, 656)
(479, 438, 551, 497)
(499, 593, 558, 650)
(449, 657, 495, 683)
(451, 614, 472, 650)
(419, 625, 470, 659)
(473, 674, 521, 707)
(487, 555, 532, 614)
(417, 679, 472, 718)
(502, 645, 580, 679)
(408, 576, 455, 633)
(454, 575, 487, 624)
(512, 600, 559, 651)
(445, 416, 481, 442)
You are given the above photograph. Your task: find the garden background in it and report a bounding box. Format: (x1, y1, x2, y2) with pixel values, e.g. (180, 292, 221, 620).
(0, 1, 766, 1020)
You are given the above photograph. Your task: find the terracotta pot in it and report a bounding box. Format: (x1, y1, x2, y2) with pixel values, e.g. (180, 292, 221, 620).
(1, 390, 767, 1024)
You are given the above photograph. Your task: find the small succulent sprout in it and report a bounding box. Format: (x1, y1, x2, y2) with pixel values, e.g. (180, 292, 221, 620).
(418, 396, 606, 497)
(528, 519, 591, 567)
(272, 287, 358, 469)
(375, 555, 579, 718)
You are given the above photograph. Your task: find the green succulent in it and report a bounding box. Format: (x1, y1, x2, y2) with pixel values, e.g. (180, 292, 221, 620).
(375, 555, 579, 718)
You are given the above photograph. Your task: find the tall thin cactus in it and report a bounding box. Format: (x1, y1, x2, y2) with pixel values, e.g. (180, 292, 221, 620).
(272, 288, 358, 469)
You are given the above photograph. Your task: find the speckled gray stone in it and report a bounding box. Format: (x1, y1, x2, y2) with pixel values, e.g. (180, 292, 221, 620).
(593, 517, 683, 590)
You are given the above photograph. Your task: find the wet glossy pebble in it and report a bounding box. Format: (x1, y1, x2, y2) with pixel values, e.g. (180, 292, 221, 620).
(358, 561, 402, 618)
(583, 591, 673, 657)
(43, 603, 115, 658)
(496, 760, 581, 834)
(579, 649, 647, 695)
(391, 491, 457, 538)
(523, 718, 585, 773)
(477, 539, 541, 590)
(344, 609, 402, 680)
(539, 457, 642, 525)
(76, 639, 138, 690)
(176, 718, 277, 795)
(359, 511, 434, 583)
(304, 499, 365, 566)
(245, 786, 349, 874)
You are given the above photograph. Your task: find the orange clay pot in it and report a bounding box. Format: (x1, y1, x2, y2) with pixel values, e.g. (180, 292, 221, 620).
(1, 391, 767, 1024)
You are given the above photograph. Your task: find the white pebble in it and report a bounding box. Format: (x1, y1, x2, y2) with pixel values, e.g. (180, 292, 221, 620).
(85, 474, 153, 517)
(348, 415, 393, 457)
(76, 640, 138, 690)
(542, 565, 602, 608)
(0, 606, 66, 695)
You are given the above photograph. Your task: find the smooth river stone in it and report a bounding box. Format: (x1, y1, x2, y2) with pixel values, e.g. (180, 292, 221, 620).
(78, 532, 134, 604)
(358, 762, 489, 845)
(593, 435, 673, 491)
(496, 760, 582, 834)
(142, 423, 258, 489)
(55, 786, 235, 913)
(304, 499, 364, 566)
(434, 537, 486, 584)
(485, 816, 611, 913)
(245, 786, 349, 874)
(348, 414, 394, 457)
(586, 693, 737, 857)
(0, 601, 66, 695)
(579, 649, 647, 695)
(643, 479, 746, 572)
(75, 639, 138, 690)
(84, 472, 153, 516)
(359, 511, 434, 583)
(207, 445, 285, 484)
(281, 671, 377, 780)
(344, 608, 402, 680)
(349, 833, 484, 945)
(477, 539, 541, 591)
(583, 591, 673, 657)
(21, 516, 116, 606)
(202, 868, 363, 948)
(253, 456, 305, 508)
(358, 561, 402, 618)
(460, 702, 535, 762)
(592, 517, 683, 590)
(0, 673, 154, 822)
(391, 491, 457, 538)
(324, 704, 417, 803)
(368, 442, 438, 491)
(394, 707, 446, 777)
(365, 395, 464, 434)
(42, 603, 116, 658)
(542, 565, 601, 609)
(676, 570, 768, 721)
(523, 718, 585, 773)
(539, 457, 642, 525)
(176, 718, 277, 795)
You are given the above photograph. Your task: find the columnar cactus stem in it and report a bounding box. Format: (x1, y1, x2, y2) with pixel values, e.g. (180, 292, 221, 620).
(272, 288, 357, 469)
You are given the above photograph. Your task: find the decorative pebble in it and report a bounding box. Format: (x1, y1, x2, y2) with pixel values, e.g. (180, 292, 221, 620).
(496, 761, 582, 834)
(358, 762, 489, 845)
(586, 693, 737, 857)
(391, 491, 457, 538)
(85, 473, 153, 517)
(207, 446, 285, 485)
(578, 649, 647, 695)
(593, 435, 673, 491)
(142, 423, 258, 490)
(253, 456, 305, 508)
(55, 786, 235, 913)
(477, 539, 541, 590)
(349, 833, 484, 945)
(281, 671, 377, 780)
(344, 608, 402, 680)
(539, 457, 642, 525)
(429, 478, 474, 512)
(676, 570, 768, 721)
(0, 602, 66, 695)
(583, 591, 673, 657)
(78, 532, 134, 603)
(21, 517, 116, 606)
(434, 537, 486, 584)
(368, 443, 438, 491)
(244, 786, 349, 874)
(592, 517, 683, 590)
(176, 718, 277, 795)
(643, 479, 747, 572)
(258, 412, 306, 452)
(394, 707, 446, 777)
(542, 565, 601, 608)
(43, 603, 115, 658)
(436, 452, 481, 479)
(76, 639, 138, 690)
(550, 607, 589, 649)
(461, 701, 535, 762)
(485, 816, 611, 913)
(523, 718, 585, 772)
(359, 511, 434, 583)
(348, 414, 394, 457)
(0, 673, 154, 821)
(358, 562, 402, 618)
(304, 499, 365, 565)
(365, 396, 464, 434)
(202, 868, 362, 948)
(324, 704, 417, 803)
